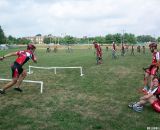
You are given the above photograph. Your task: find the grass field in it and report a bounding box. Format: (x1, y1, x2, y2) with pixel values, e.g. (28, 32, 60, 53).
(0, 46, 160, 130)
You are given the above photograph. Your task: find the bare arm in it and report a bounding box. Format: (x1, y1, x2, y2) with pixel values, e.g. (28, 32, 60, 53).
(31, 54, 37, 63)
(136, 93, 154, 106)
(0, 52, 17, 60)
(140, 93, 153, 100)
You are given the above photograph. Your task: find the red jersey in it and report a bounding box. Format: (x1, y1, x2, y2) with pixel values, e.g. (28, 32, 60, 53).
(112, 43, 116, 51)
(152, 52, 160, 64)
(94, 43, 102, 57)
(15, 50, 36, 66)
(94, 44, 101, 51)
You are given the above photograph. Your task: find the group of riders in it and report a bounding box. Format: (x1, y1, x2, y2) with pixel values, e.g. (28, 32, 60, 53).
(94, 42, 147, 63)
(0, 42, 160, 113)
(129, 42, 160, 113)
(93, 41, 160, 113)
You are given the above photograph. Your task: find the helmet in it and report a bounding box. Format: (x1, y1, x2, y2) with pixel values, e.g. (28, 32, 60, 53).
(93, 41, 97, 44)
(149, 42, 157, 49)
(27, 44, 36, 50)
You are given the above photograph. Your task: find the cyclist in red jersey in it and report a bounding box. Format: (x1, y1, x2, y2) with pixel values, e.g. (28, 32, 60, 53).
(0, 44, 37, 94)
(129, 76, 160, 113)
(93, 41, 102, 64)
(142, 42, 160, 94)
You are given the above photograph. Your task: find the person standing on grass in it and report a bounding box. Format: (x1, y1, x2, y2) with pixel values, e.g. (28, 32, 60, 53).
(142, 42, 160, 94)
(142, 46, 145, 54)
(130, 45, 135, 56)
(129, 76, 160, 113)
(93, 41, 102, 64)
(53, 45, 58, 53)
(106, 46, 108, 52)
(0, 44, 37, 94)
(121, 43, 125, 56)
(112, 42, 117, 59)
(46, 46, 51, 53)
(137, 45, 141, 53)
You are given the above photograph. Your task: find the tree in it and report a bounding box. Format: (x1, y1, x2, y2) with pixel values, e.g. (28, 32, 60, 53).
(79, 37, 88, 44)
(157, 37, 160, 43)
(0, 26, 6, 44)
(113, 33, 122, 44)
(64, 35, 76, 44)
(105, 34, 114, 44)
(137, 35, 155, 43)
(44, 37, 51, 44)
(7, 35, 17, 44)
(124, 33, 136, 44)
(16, 38, 30, 45)
(94, 36, 106, 44)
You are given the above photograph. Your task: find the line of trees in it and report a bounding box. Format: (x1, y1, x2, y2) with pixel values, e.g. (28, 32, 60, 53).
(44, 34, 159, 45)
(1, 25, 160, 45)
(0, 26, 7, 44)
(0, 26, 30, 45)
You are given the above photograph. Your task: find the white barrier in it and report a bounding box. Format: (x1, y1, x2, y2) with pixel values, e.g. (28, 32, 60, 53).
(27, 65, 84, 76)
(0, 78, 43, 93)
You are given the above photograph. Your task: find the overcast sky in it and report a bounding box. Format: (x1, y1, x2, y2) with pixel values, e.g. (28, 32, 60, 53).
(0, 0, 160, 38)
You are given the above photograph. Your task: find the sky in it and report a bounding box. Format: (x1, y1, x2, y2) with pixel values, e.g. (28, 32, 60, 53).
(0, 0, 160, 38)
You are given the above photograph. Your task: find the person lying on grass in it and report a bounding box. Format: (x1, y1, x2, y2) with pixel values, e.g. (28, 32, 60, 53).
(129, 76, 160, 113)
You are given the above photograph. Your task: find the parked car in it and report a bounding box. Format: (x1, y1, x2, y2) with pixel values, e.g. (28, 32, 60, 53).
(0, 44, 9, 50)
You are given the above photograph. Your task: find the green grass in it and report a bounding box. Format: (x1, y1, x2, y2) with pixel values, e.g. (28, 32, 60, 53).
(0, 47, 159, 130)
